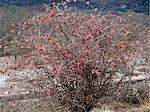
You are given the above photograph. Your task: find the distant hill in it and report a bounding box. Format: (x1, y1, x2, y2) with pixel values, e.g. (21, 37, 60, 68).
(0, 0, 50, 5)
(67, 0, 149, 15)
(0, 0, 149, 14)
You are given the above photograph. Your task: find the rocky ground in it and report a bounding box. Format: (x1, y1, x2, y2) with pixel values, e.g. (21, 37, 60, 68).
(0, 56, 149, 112)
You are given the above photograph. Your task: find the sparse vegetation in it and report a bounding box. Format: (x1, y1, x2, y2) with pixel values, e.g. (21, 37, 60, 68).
(0, 5, 35, 38)
(0, 1, 149, 112)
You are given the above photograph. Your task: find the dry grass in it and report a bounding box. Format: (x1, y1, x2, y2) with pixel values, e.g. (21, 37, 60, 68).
(140, 99, 150, 111)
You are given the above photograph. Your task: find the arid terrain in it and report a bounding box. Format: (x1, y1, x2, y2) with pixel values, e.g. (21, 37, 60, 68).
(0, 0, 149, 112)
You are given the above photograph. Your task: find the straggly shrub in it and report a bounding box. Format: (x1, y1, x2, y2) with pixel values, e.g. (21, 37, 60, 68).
(10, 8, 148, 112)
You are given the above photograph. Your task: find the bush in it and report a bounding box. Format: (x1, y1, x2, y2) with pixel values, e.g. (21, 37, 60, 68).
(10, 8, 148, 112)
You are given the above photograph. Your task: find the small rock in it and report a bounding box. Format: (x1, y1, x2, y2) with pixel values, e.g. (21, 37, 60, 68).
(91, 107, 114, 112)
